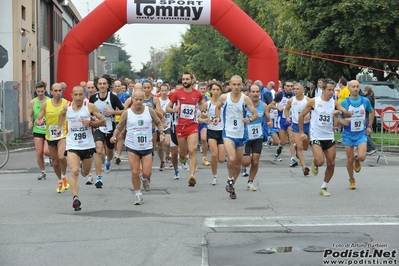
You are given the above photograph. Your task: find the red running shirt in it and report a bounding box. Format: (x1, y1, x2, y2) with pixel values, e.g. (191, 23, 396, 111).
(168, 88, 203, 126)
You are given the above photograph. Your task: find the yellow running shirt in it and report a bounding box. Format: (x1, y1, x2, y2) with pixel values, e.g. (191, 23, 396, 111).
(45, 98, 68, 141)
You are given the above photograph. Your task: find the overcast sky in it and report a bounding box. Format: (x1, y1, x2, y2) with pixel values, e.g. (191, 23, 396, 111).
(74, 0, 188, 70)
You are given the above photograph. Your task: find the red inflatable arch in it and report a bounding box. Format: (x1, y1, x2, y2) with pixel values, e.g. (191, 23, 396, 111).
(58, 0, 278, 100)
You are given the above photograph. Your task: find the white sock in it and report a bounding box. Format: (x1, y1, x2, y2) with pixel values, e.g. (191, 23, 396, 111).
(321, 182, 328, 189)
(135, 190, 142, 196)
(61, 174, 66, 179)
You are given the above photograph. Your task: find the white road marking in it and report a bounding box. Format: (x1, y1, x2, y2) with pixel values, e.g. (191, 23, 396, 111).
(204, 215, 399, 228)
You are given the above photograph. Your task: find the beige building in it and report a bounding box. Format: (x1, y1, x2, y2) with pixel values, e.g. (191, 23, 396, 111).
(0, 0, 82, 138)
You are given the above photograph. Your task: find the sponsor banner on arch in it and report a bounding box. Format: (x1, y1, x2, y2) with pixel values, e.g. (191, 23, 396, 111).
(127, 0, 211, 24)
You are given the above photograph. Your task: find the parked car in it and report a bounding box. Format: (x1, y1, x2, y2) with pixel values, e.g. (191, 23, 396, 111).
(359, 81, 399, 131)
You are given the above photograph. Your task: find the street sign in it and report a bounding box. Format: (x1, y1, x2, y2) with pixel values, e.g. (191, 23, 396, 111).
(381, 106, 399, 131)
(0, 45, 8, 68)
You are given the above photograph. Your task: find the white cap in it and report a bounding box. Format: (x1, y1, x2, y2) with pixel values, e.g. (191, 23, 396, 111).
(156, 79, 163, 84)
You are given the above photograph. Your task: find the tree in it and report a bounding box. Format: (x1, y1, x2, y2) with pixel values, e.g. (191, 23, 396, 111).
(112, 61, 132, 79)
(290, 0, 399, 81)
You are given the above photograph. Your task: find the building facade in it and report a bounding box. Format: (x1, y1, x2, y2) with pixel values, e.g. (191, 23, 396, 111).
(0, 0, 82, 137)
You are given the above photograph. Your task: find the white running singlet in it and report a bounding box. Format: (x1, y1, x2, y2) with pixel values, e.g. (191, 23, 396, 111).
(125, 106, 153, 150)
(223, 93, 245, 139)
(310, 96, 335, 141)
(66, 101, 95, 150)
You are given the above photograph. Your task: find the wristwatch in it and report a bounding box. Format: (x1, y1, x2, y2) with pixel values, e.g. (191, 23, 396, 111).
(89, 121, 93, 127)
(249, 117, 253, 122)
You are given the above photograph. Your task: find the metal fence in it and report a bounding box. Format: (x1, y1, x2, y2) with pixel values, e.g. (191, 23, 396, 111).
(376, 111, 399, 165)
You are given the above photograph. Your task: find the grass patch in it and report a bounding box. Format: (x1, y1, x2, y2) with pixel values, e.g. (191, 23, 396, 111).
(9, 139, 23, 146)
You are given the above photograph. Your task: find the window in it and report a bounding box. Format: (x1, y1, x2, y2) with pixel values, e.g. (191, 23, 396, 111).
(21, 5, 26, 20)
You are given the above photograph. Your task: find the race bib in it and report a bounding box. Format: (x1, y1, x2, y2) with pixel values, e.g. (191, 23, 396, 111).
(226, 115, 243, 133)
(351, 118, 364, 132)
(247, 123, 263, 139)
(134, 132, 149, 147)
(316, 113, 332, 126)
(49, 125, 62, 140)
(180, 104, 195, 119)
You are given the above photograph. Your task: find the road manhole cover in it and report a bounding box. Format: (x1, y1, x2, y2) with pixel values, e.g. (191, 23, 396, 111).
(303, 246, 327, 252)
(255, 249, 276, 254)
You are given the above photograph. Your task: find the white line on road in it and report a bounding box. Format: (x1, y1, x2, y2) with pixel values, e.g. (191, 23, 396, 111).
(204, 215, 399, 228)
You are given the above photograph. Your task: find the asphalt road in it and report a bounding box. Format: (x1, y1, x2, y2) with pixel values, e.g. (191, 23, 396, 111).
(1, 142, 398, 266)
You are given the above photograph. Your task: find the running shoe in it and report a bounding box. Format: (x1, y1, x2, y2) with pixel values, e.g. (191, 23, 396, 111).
(62, 177, 70, 190)
(167, 157, 173, 167)
(310, 157, 319, 176)
(289, 158, 298, 167)
(105, 161, 112, 174)
(95, 175, 103, 189)
(174, 169, 180, 180)
(188, 175, 196, 187)
(226, 179, 234, 193)
(202, 158, 211, 166)
(273, 155, 282, 162)
(303, 167, 310, 176)
(72, 196, 81, 211)
(159, 161, 165, 171)
(180, 158, 189, 170)
(211, 177, 218, 186)
(349, 179, 356, 190)
(115, 156, 121, 165)
(134, 194, 144, 205)
(366, 149, 377, 155)
(229, 188, 237, 199)
(354, 159, 361, 173)
(140, 173, 150, 192)
(56, 182, 64, 193)
(86, 175, 93, 185)
(38, 172, 46, 180)
(242, 168, 249, 177)
(319, 188, 331, 196)
(247, 182, 257, 192)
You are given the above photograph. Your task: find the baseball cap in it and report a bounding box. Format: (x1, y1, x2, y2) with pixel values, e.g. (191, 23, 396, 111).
(156, 79, 163, 84)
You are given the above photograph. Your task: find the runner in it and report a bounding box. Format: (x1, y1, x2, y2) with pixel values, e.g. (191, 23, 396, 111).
(269, 80, 298, 167)
(285, 82, 311, 176)
(158, 83, 173, 169)
(166, 71, 206, 186)
(28, 81, 50, 180)
(57, 86, 105, 211)
(113, 80, 130, 165)
(198, 82, 211, 167)
(214, 75, 258, 199)
(89, 75, 124, 188)
(83, 80, 97, 184)
(241, 84, 272, 191)
(337, 80, 374, 190)
(35, 83, 69, 193)
(111, 89, 164, 205)
(199, 81, 225, 185)
(298, 79, 351, 196)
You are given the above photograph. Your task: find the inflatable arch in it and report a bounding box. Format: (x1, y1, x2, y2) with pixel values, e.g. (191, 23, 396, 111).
(58, 0, 278, 100)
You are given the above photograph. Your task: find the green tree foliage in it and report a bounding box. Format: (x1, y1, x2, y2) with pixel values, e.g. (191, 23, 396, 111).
(160, 0, 399, 82)
(112, 61, 132, 79)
